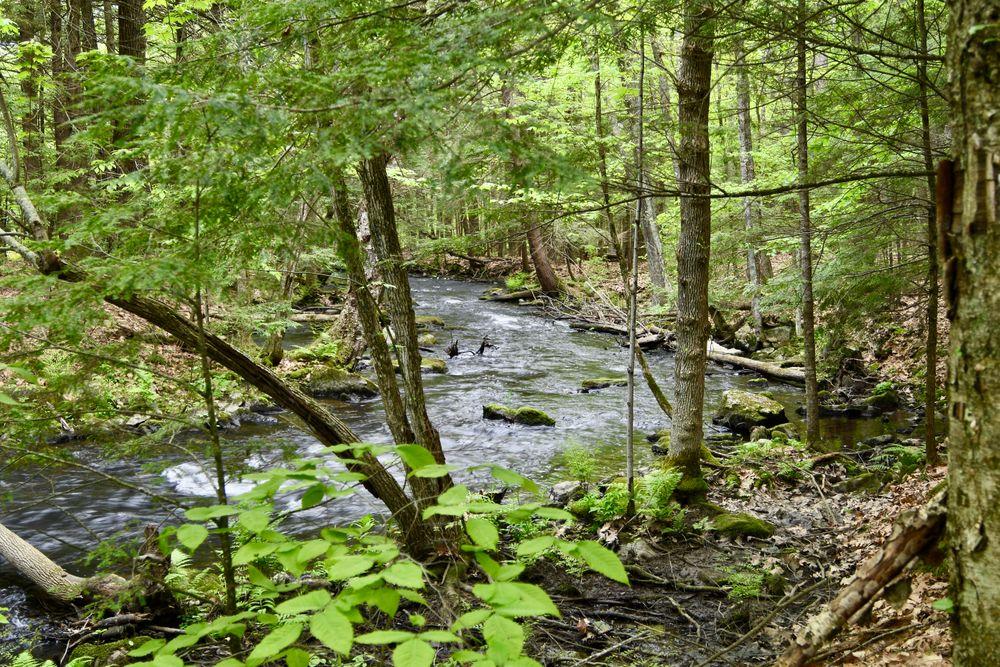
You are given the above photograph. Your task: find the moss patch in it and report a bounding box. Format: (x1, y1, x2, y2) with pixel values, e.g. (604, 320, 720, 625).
(294, 365, 377, 399)
(70, 636, 152, 665)
(483, 403, 555, 426)
(415, 315, 445, 329)
(581, 377, 628, 391)
(711, 512, 776, 538)
(713, 389, 788, 436)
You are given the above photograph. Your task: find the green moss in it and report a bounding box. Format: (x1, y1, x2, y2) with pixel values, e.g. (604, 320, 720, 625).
(295, 365, 377, 399)
(483, 404, 556, 426)
(415, 315, 445, 329)
(70, 636, 152, 665)
(421, 357, 447, 373)
(711, 512, 776, 538)
(581, 377, 628, 390)
(864, 388, 900, 412)
(417, 333, 438, 346)
(713, 389, 788, 435)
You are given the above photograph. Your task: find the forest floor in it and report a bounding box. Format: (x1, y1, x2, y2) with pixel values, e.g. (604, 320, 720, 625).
(522, 451, 950, 666)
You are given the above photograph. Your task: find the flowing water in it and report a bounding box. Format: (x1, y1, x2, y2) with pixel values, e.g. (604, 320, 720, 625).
(0, 276, 911, 654)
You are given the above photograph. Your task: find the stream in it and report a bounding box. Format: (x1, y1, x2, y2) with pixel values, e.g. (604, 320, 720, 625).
(0, 276, 913, 655)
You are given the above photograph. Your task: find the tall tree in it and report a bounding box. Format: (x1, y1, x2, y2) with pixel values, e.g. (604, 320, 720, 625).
(944, 0, 1000, 660)
(795, 0, 820, 443)
(669, 0, 714, 491)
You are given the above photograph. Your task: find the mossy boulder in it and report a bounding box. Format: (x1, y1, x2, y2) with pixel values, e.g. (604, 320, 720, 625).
(418, 333, 438, 346)
(835, 471, 885, 493)
(415, 315, 445, 329)
(70, 636, 152, 666)
(392, 356, 448, 374)
(483, 403, 555, 426)
(713, 389, 788, 436)
(711, 512, 776, 538)
(864, 388, 900, 413)
(581, 377, 628, 391)
(299, 366, 377, 399)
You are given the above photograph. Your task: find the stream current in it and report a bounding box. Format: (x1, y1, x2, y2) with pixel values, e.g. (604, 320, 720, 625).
(0, 276, 908, 652)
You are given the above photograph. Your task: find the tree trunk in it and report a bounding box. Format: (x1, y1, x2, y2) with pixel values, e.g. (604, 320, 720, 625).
(669, 0, 714, 490)
(915, 0, 940, 467)
(0, 521, 126, 601)
(593, 48, 625, 277)
(117, 0, 144, 61)
(943, 0, 1000, 660)
(650, 33, 681, 184)
(81, 0, 97, 50)
(735, 40, 767, 340)
(795, 0, 820, 444)
(103, 0, 115, 52)
(357, 154, 451, 499)
(525, 217, 561, 293)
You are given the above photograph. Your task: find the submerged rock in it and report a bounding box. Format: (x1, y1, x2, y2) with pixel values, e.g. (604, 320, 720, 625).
(711, 512, 776, 538)
(392, 356, 448, 374)
(581, 377, 628, 391)
(483, 403, 556, 426)
(713, 389, 788, 436)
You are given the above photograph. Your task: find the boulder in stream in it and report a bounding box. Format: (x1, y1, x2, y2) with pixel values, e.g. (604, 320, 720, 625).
(581, 377, 628, 391)
(295, 365, 378, 399)
(713, 389, 788, 436)
(415, 315, 445, 329)
(483, 403, 556, 426)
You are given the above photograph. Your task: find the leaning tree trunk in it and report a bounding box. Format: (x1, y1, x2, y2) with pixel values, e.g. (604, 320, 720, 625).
(0, 153, 438, 559)
(795, 0, 820, 444)
(669, 0, 714, 491)
(943, 0, 1000, 661)
(0, 521, 126, 601)
(735, 40, 768, 340)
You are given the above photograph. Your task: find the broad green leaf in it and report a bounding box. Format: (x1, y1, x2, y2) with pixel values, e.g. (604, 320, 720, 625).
(327, 555, 375, 580)
(176, 523, 209, 551)
(451, 609, 492, 631)
(185, 505, 239, 521)
(275, 590, 331, 615)
(489, 466, 539, 494)
(396, 444, 437, 470)
(437, 485, 469, 505)
(383, 561, 425, 589)
(392, 639, 435, 667)
(238, 507, 271, 533)
(483, 614, 524, 663)
(574, 541, 629, 584)
(309, 605, 353, 655)
(284, 647, 311, 667)
(465, 517, 499, 551)
(300, 484, 325, 509)
(418, 630, 461, 643)
(128, 638, 166, 657)
(355, 630, 415, 645)
(515, 536, 555, 557)
(475, 582, 560, 618)
(411, 464, 455, 478)
(232, 542, 278, 566)
(533, 507, 574, 521)
(246, 622, 302, 665)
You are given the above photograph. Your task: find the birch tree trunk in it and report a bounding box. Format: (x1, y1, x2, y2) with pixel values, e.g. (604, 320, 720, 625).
(668, 0, 713, 492)
(944, 0, 1000, 660)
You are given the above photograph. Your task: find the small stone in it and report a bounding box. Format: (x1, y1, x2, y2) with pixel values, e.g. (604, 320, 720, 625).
(863, 433, 896, 446)
(749, 426, 770, 442)
(712, 512, 776, 539)
(619, 538, 658, 564)
(549, 481, 584, 505)
(835, 471, 884, 493)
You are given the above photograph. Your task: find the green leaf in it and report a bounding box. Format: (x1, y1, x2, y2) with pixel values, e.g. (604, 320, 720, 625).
(393, 638, 435, 667)
(275, 590, 331, 615)
(437, 485, 469, 505)
(515, 536, 555, 557)
(238, 507, 271, 533)
(411, 464, 455, 478)
(465, 517, 499, 551)
(474, 582, 560, 618)
(309, 605, 353, 655)
(176, 523, 209, 551)
(931, 597, 954, 613)
(232, 542, 279, 565)
(383, 561, 425, 589)
(355, 630, 415, 645)
(396, 444, 438, 470)
(533, 507, 574, 521)
(489, 466, 539, 494)
(483, 614, 524, 663)
(574, 541, 629, 584)
(185, 505, 239, 521)
(128, 638, 166, 657)
(300, 484, 325, 509)
(418, 630, 461, 643)
(327, 555, 375, 580)
(246, 622, 302, 666)
(0, 392, 19, 406)
(284, 647, 311, 667)
(451, 609, 493, 632)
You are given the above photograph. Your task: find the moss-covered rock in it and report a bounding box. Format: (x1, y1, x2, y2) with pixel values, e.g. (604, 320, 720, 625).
(581, 377, 628, 391)
(297, 365, 377, 399)
(713, 389, 788, 436)
(392, 355, 448, 374)
(415, 315, 445, 329)
(835, 471, 885, 493)
(418, 333, 438, 346)
(483, 403, 555, 426)
(70, 636, 152, 666)
(864, 388, 900, 413)
(711, 512, 776, 538)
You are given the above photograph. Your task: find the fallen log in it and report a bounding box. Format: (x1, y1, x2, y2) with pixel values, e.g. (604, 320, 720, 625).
(289, 311, 341, 323)
(486, 288, 540, 302)
(706, 350, 805, 384)
(776, 491, 947, 667)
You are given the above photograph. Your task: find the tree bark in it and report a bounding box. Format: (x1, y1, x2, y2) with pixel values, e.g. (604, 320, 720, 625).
(15, 4, 44, 190)
(735, 40, 768, 340)
(117, 0, 144, 61)
(915, 0, 940, 467)
(669, 0, 714, 488)
(944, 0, 1000, 661)
(81, 0, 97, 50)
(795, 0, 820, 444)
(0, 521, 127, 601)
(357, 154, 451, 499)
(102, 0, 115, 52)
(593, 48, 626, 277)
